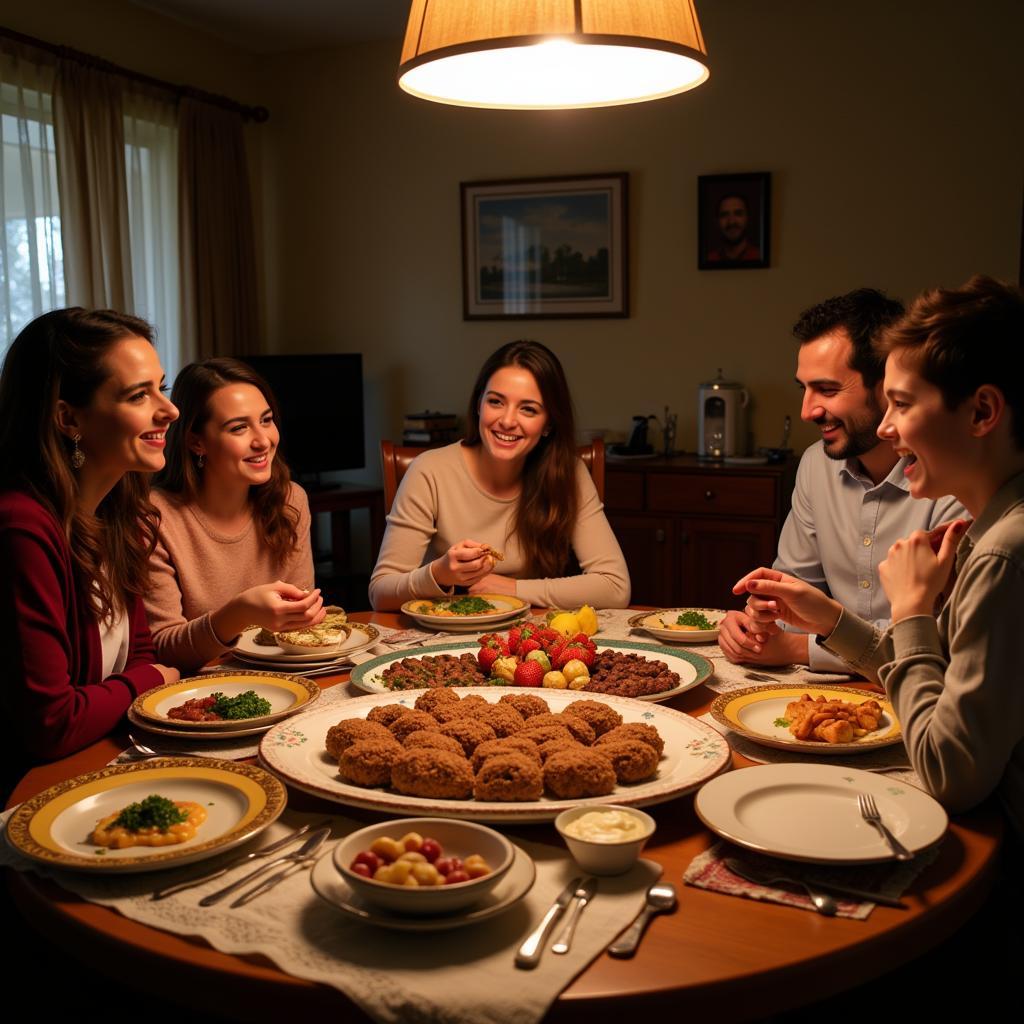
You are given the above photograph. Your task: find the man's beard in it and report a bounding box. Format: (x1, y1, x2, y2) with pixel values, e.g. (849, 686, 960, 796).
(819, 396, 883, 461)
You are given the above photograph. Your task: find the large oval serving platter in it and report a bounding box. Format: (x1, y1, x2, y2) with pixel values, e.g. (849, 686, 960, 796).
(259, 687, 730, 824)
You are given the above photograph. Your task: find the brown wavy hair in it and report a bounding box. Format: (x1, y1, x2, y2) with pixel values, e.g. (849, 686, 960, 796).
(155, 358, 300, 565)
(0, 307, 161, 622)
(464, 340, 579, 578)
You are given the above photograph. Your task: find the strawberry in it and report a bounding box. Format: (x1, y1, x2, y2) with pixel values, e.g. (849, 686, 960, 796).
(477, 632, 503, 648)
(537, 628, 560, 647)
(519, 638, 542, 657)
(571, 633, 592, 646)
(513, 660, 545, 687)
(506, 627, 523, 655)
(557, 644, 595, 669)
(478, 646, 503, 674)
(548, 641, 566, 664)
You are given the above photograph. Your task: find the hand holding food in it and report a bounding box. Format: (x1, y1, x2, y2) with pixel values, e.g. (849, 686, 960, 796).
(214, 581, 325, 642)
(733, 569, 842, 638)
(880, 522, 966, 622)
(431, 539, 498, 589)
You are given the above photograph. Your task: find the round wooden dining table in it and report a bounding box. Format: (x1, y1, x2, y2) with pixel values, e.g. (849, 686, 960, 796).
(5, 611, 1002, 1022)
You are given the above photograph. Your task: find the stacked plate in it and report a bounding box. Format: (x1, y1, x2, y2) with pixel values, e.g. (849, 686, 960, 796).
(400, 594, 530, 634)
(128, 670, 322, 739)
(232, 622, 380, 672)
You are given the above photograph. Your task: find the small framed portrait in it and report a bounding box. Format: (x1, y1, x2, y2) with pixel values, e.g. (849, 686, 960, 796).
(698, 172, 771, 270)
(461, 173, 628, 319)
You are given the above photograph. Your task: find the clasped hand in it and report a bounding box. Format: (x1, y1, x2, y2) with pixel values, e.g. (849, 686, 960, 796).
(879, 519, 967, 621)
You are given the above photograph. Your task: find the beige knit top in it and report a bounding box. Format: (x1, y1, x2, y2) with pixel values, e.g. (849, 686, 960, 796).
(145, 484, 314, 672)
(369, 443, 630, 611)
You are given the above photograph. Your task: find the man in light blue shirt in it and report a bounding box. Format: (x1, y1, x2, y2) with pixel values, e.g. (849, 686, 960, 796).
(719, 289, 965, 670)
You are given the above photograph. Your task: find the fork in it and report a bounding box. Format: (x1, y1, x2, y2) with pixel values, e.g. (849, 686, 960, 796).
(858, 793, 913, 860)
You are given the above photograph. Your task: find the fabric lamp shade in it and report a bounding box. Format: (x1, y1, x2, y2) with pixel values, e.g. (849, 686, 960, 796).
(398, 0, 710, 109)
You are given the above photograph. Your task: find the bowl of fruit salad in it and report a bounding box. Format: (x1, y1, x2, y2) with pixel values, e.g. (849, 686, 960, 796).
(333, 817, 515, 914)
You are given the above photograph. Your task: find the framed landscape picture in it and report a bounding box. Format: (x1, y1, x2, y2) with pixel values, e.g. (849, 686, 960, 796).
(461, 173, 628, 319)
(698, 172, 771, 270)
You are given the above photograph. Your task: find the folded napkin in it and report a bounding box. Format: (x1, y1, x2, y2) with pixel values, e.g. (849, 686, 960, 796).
(2, 808, 659, 1024)
(684, 840, 935, 920)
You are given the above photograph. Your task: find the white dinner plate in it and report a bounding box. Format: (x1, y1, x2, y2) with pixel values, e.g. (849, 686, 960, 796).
(694, 763, 948, 864)
(234, 623, 379, 664)
(709, 685, 902, 755)
(628, 608, 725, 644)
(5, 758, 287, 872)
(400, 594, 529, 628)
(348, 639, 713, 704)
(310, 842, 536, 930)
(259, 687, 730, 823)
(131, 670, 321, 730)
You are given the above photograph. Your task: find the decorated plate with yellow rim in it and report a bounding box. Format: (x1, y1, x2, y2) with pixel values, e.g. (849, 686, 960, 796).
(235, 622, 380, 664)
(131, 670, 321, 730)
(710, 684, 902, 755)
(4, 758, 287, 872)
(401, 594, 529, 628)
(628, 608, 726, 643)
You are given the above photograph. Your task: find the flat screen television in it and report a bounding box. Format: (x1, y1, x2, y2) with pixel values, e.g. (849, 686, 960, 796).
(240, 353, 364, 480)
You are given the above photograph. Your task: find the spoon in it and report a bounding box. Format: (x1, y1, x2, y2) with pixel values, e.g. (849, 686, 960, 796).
(607, 882, 677, 958)
(725, 858, 838, 916)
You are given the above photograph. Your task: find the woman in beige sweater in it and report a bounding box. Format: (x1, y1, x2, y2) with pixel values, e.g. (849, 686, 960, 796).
(370, 341, 629, 611)
(146, 359, 323, 673)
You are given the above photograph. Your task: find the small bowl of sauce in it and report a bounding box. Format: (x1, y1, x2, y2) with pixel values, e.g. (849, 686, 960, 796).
(554, 805, 656, 875)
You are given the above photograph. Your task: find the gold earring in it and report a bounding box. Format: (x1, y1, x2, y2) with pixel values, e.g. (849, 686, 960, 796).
(71, 434, 85, 469)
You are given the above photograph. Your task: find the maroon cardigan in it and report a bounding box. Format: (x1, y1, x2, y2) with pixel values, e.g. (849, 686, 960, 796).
(0, 490, 162, 766)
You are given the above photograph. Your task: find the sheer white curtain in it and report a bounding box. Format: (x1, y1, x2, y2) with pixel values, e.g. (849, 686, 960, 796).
(0, 39, 63, 353)
(124, 92, 180, 378)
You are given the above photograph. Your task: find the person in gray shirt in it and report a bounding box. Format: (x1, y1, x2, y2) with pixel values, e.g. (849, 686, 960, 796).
(719, 288, 964, 670)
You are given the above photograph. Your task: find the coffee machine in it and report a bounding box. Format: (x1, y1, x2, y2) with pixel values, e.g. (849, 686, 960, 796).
(698, 370, 749, 459)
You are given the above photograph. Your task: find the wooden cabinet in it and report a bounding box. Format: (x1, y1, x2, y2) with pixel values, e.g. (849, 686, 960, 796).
(606, 456, 796, 609)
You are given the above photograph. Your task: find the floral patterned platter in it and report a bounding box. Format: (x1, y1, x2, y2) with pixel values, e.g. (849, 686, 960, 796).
(259, 687, 731, 824)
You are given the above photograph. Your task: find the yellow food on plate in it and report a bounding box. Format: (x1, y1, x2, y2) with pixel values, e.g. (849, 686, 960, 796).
(784, 693, 885, 744)
(90, 795, 207, 849)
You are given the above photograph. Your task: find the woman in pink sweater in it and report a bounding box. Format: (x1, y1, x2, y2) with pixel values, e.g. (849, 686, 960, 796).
(0, 308, 180, 789)
(146, 359, 323, 672)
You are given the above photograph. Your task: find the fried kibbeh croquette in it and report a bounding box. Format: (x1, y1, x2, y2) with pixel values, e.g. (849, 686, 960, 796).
(785, 693, 885, 743)
(338, 738, 404, 786)
(388, 709, 439, 743)
(403, 730, 466, 757)
(366, 703, 410, 728)
(525, 712, 595, 746)
(564, 699, 623, 737)
(543, 748, 616, 798)
(519, 724, 574, 747)
(461, 702, 526, 738)
(471, 737, 542, 772)
(437, 717, 497, 756)
(413, 688, 462, 715)
(596, 739, 659, 783)
(596, 722, 665, 757)
(325, 719, 392, 761)
(473, 753, 543, 801)
(390, 748, 474, 799)
(498, 692, 550, 720)
(537, 737, 584, 763)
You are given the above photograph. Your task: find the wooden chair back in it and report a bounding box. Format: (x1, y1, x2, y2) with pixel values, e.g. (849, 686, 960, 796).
(380, 438, 605, 514)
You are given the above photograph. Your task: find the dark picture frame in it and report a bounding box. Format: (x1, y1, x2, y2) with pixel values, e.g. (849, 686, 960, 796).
(461, 173, 629, 319)
(698, 172, 771, 270)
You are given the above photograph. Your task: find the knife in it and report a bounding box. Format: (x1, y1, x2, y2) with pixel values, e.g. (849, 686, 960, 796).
(724, 858, 907, 909)
(515, 877, 582, 969)
(230, 856, 318, 907)
(199, 827, 331, 906)
(551, 878, 597, 954)
(151, 822, 317, 900)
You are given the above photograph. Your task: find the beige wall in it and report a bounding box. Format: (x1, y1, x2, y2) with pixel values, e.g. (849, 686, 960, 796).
(259, 0, 1023, 484)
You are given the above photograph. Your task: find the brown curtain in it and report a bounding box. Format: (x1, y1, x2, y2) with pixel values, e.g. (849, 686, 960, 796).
(178, 97, 258, 359)
(53, 60, 134, 310)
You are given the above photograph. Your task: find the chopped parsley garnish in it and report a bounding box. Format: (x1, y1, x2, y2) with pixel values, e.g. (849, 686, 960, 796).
(440, 597, 497, 615)
(773, 717, 790, 728)
(676, 611, 715, 630)
(209, 690, 273, 720)
(110, 795, 188, 832)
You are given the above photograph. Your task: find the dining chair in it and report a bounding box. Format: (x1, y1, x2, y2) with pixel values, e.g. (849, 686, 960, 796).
(380, 438, 605, 514)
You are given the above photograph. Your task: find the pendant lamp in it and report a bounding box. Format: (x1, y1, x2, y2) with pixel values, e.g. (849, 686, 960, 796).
(398, 1, 710, 110)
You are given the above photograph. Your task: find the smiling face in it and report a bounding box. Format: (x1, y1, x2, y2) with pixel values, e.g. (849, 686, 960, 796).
(796, 329, 885, 461)
(191, 383, 279, 488)
(477, 365, 549, 469)
(878, 349, 973, 500)
(63, 336, 178, 477)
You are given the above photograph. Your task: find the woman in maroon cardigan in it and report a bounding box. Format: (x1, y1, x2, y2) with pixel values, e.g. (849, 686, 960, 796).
(0, 308, 180, 793)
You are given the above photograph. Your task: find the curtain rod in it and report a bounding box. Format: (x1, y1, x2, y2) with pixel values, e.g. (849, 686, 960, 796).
(0, 24, 269, 123)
